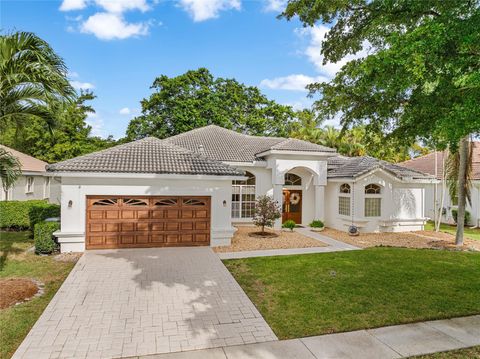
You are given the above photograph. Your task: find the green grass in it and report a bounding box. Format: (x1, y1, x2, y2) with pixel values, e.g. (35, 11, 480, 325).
(0, 231, 75, 359)
(224, 248, 480, 339)
(411, 346, 480, 358)
(425, 221, 480, 241)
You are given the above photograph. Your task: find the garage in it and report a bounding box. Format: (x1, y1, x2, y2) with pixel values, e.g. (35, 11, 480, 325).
(86, 195, 211, 249)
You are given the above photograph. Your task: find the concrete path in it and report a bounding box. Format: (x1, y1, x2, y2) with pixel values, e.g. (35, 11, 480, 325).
(217, 228, 359, 260)
(134, 315, 480, 359)
(13, 248, 276, 359)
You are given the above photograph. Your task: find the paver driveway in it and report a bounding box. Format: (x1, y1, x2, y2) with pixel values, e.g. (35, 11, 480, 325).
(13, 247, 276, 359)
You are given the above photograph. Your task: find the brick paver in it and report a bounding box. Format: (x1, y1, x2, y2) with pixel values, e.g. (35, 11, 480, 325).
(13, 247, 276, 359)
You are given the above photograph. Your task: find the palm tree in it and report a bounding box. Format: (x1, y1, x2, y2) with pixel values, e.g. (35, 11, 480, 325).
(0, 31, 75, 130)
(0, 147, 21, 192)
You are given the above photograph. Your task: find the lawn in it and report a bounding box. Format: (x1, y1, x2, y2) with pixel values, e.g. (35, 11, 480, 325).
(224, 247, 480, 339)
(411, 346, 480, 358)
(0, 231, 75, 359)
(425, 221, 480, 241)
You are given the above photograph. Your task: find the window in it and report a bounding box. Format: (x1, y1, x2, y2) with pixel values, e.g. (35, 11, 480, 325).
(25, 177, 34, 194)
(284, 173, 302, 186)
(43, 177, 50, 199)
(364, 184, 381, 217)
(338, 183, 351, 216)
(232, 171, 256, 218)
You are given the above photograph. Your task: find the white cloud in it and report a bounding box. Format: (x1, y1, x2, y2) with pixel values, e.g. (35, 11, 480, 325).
(264, 0, 287, 12)
(68, 71, 79, 78)
(85, 113, 105, 137)
(119, 107, 131, 115)
(60, 0, 87, 11)
(178, 0, 241, 22)
(70, 80, 95, 90)
(80, 12, 149, 40)
(95, 0, 150, 13)
(260, 74, 329, 91)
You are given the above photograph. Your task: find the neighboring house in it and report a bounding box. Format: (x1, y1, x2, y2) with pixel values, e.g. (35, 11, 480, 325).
(400, 143, 480, 226)
(0, 145, 60, 204)
(47, 125, 434, 252)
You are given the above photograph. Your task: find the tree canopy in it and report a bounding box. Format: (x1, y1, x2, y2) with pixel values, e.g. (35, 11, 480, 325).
(126, 68, 297, 140)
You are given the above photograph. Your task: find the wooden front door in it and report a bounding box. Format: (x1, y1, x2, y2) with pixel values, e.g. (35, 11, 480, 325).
(86, 195, 210, 249)
(282, 190, 302, 224)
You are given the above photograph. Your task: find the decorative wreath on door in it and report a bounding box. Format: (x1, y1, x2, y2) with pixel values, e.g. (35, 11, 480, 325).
(290, 192, 301, 205)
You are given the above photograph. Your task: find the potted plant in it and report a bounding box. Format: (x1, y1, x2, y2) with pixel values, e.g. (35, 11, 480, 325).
(282, 219, 296, 231)
(309, 219, 324, 232)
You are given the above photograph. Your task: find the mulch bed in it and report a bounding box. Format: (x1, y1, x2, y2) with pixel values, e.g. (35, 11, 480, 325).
(248, 231, 279, 238)
(0, 278, 41, 309)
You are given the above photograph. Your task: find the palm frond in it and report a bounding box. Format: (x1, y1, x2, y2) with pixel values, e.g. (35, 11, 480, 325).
(0, 148, 22, 191)
(445, 142, 473, 206)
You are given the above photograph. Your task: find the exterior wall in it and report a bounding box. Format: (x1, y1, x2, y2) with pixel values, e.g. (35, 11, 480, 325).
(56, 176, 235, 252)
(325, 172, 427, 233)
(1, 173, 60, 204)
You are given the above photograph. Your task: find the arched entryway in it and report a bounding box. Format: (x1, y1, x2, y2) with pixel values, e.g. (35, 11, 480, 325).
(282, 173, 303, 224)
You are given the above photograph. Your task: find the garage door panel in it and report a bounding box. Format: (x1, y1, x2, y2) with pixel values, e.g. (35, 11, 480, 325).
(86, 196, 210, 249)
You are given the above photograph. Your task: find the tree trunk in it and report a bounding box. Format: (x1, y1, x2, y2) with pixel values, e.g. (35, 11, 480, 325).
(435, 151, 446, 232)
(455, 137, 468, 246)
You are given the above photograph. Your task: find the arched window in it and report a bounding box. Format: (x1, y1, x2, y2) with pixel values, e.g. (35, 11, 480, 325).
(338, 183, 351, 216)
(364, 184, 382, 217)
(284, 173, 302, 186)
(232, 171, 256, 218)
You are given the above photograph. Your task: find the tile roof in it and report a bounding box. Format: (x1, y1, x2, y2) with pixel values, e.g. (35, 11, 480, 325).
(0, 145, 47, 172)
(47, 137, 244, 176)
(165, 125, 336, 162)
(400, 143, 480, 180)
(327, 156, 433, 180)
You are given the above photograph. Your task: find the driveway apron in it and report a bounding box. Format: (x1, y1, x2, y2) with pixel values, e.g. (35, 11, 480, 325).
(13, 247, 276, 359)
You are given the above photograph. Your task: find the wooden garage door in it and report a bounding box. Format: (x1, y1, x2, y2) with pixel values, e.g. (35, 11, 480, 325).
(86, 195, 211, 249)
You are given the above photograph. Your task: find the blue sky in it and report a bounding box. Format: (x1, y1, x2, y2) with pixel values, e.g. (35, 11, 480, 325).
(2, 0, 342, 138)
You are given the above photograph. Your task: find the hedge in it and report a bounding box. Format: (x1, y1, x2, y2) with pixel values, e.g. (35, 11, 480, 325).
(0, 200, 60, 230)
(451, 209, 471, 226)
(34, 221, 60, 254)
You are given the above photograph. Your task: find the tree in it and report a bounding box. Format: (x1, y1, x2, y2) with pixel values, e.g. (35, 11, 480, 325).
(281, 1, 480, 243)
(0, 147, 21, 192)
(0, 92, 116, 162)
(126, 68, 297, 140)
(252, 195, 281, 235)
(0, 31, 75, 130)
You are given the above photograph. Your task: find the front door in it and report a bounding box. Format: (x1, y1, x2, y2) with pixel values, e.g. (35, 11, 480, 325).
(282, 190, 302, 224)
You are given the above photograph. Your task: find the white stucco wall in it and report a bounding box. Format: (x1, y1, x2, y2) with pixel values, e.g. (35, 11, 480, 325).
(325, 171, 427, 233)
(56, 176, 235, 252)
(1, 173, 60, 204)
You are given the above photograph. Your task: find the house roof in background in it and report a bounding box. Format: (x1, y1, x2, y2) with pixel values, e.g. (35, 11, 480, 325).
(47, 137, 244, 176)
(400, 143, 480, 180)
(165, 125, 336, 162)
(0, 145, 47, 173)
(327, 156, 433, 180)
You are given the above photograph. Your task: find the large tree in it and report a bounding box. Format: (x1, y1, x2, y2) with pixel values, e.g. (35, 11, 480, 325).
(282, 0, 480, 244)
(126, 68, 297, 140)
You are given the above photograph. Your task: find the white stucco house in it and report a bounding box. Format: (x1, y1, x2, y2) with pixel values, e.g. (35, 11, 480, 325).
(0, 145, 60, 204)
(46, 125, 434, 252)
(400, 143, 480, 226)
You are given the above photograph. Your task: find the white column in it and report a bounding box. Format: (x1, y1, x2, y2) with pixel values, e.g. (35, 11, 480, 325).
(273, 184, 283, 229)
(314, 184, 325, 221)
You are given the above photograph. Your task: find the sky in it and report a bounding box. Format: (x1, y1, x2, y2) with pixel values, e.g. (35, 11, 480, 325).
(2, 0, 344, 139)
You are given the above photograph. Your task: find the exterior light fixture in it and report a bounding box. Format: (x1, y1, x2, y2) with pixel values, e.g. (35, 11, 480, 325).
(68, 200, 73, 208)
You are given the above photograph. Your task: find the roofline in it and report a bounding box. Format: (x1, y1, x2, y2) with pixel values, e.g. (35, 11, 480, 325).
(223, 161, 267, 168)
(328, 167, 437, 184)
(46, 171, 246, 181)
(255, 149, 337, 157)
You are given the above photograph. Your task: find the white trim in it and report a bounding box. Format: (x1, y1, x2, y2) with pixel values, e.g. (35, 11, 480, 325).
(328, 167, 437, 184)
(25, 176, 34, 194)
(224, 161, 267, 168)
(256, 149, 336, 157)
(22, 170, 47, 176)
(48, 172, 246, 180)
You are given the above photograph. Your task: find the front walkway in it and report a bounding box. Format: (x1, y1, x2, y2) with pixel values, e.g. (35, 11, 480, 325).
(217, 227, 359, 259)
(135, 315, 480, 358)
(13, 248, 276, 359)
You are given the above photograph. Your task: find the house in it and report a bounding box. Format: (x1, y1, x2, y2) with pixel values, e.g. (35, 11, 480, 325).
(0, 145, 60, 204)
(400, 143, 480, 226)
(47, 125, 434, 252)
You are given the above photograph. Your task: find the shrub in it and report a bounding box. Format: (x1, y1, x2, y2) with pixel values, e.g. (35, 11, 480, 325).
(282, 219, 296, 231)
(34, 221, 60, 254)
(252, 195, 282, 234)
(0, 200, 49, 229)
(29, 203, 60, 229)
(310, 220, 324, 228)
(451, 209, 471, 225)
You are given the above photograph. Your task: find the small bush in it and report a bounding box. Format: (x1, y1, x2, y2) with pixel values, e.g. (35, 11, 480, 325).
(310, 220, 324, 228)
(29, 203, 60, 229)
(282, 219, 296, 231)
(0, 200, 48, 230)
(451, 209, 471, 225)
(34, 221, 60, 254)
(253, 195, 282, 234)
